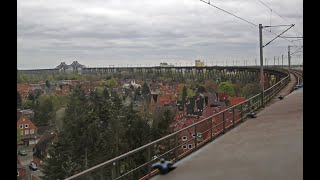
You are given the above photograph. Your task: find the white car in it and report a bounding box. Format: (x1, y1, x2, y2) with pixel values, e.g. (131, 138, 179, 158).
(29, 162, 37, 171)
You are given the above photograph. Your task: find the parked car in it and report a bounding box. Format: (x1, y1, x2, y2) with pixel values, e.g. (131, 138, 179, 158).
(29, 162, 38, 171)
(18, 150, 27, 156)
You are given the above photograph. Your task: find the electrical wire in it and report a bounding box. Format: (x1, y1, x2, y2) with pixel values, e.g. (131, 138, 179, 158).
(199, 0, 297, 46)
(290, 46, 303, 55)
(257, 0, 303, 45)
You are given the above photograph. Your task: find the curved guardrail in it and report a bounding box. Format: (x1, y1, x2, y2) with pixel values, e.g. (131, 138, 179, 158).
(65, 70, 290, 180)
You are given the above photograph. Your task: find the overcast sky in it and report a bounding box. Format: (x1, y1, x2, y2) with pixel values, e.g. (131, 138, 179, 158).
(17, 0, 303, 69)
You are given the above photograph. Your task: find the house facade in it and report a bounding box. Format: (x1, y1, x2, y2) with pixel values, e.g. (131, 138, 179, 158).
(17, 113, 39, 146)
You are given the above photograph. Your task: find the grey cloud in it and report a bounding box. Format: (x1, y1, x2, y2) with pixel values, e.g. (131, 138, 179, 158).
(17, 0, 303, 69)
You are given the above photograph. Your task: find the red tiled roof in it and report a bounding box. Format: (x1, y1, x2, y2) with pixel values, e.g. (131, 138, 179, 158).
(17, 84, 31, 98)
(161, 86, 170, 91)
(228, 97, 246, 106)
(158, 94, 175, 106)
(218, 92, 229, 100)
(176, 84, 184, 90)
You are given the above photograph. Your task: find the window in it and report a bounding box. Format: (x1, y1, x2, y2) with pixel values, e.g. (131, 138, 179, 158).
(17, 171, 19, 177)
(25, 124, 29, 128)
(182, 136, 187, 141)
(191, 134, 195, 138)
(182, 145, 187, 149)
(19, 124, 23, 129)
(30, 129, 34, 134)
(212, 133, 215, 136)
(25, 130, 29, 135)
(20, 131, 23, 135)
(197, 133, 202, 137)
(188, 144, 193, 149)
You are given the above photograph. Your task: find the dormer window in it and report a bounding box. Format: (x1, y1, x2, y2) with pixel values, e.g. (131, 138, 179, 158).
(182, 136, 187, 141)
(25, 124, 29, 128)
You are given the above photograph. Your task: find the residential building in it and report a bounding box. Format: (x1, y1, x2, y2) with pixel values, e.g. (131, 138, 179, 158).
(33, 130, 56, 165)
(17, 113, 39, 146)
(17, 84, 31, 100)
(195, 60, 205, 67)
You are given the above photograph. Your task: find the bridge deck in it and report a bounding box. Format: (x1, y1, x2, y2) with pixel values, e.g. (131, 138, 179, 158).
(152, 89, 303, 180)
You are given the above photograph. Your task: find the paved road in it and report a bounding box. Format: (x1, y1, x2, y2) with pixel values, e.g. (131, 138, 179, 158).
(152, 89, 303, 180)
(18, 145, 36, 180)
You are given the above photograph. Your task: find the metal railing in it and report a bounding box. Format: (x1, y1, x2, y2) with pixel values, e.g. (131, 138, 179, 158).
(65, 73, 290, 180)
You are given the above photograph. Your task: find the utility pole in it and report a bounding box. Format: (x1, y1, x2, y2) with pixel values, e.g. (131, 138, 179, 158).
(278, 57, 279, 66)
(259, 24, 264, 107)
(265, 58, 267, 67)
(255, 59, 257, 66)
(274, 56, 276, 66)
(288, 46, 291, 74)
(282, 54, 284, 69)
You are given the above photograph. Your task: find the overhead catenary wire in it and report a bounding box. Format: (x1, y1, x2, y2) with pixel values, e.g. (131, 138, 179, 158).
(263, 25, 294, 47)
(199, 0, 297, 46)
(200, 0, 258, 27)
(257, 0, 303, 46)
(290, 46, 303, 56)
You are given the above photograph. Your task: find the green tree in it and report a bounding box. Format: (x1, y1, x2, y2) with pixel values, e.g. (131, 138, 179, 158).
(242, 83, 261, 98)
(106, 78, 118, 87)
(130, 84, 134, 90)
(17, 91, 22, 108)
(42, 87, 92, 179)
(152, 108, 175, 140)
(135, 86, 142, 96)
(204, 80, 218, 93)
(41, 132, 81, 180)
(218, 81, 235, 96)
(21, 99, 33, 109)
(34, 97, 55, 126)
(141, 82, 150, 96)
(45, 80, 51, 88)
(102, 88, 110, 99)
(187, 88, 196, 99)
(232, 83, 242, 97)
(95, 86, 104, 95)
(28, 93, 35, 102)
(122, 104, 151, 150)
(182, 85, 187, 101)
(17, 128, 22, 145)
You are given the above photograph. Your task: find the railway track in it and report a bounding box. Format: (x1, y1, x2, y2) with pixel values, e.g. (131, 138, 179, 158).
(291, 69, 303, 91)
